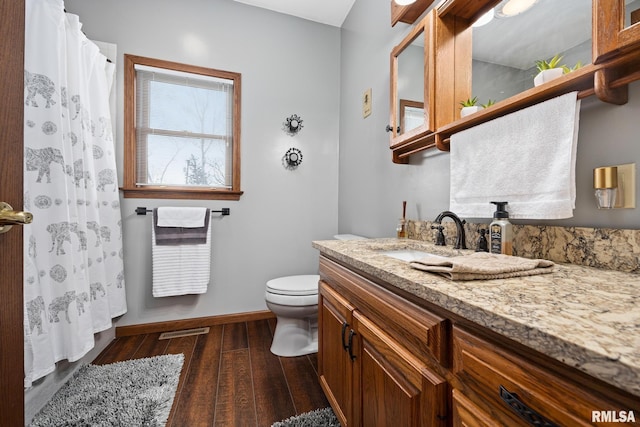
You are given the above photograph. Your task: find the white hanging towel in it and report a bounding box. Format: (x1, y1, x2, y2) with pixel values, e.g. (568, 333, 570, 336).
(156, 206, 207, 227)
(152, 207, 211, 297)
(450, 91, 580, 220)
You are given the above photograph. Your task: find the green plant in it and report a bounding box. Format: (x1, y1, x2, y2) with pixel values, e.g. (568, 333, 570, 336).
(535, 54, 564, 72)
(481, 99, 496, 108)
(459, 96, 478, 107)
(562, 61, 583, 74)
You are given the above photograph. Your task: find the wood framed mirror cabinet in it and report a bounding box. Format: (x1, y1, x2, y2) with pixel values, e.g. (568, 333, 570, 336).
(387, 0, 640, 159)
(388, 8, 470, 163)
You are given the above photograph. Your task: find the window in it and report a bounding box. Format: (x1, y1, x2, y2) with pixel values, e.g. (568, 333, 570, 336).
(123, 54, 242, 199)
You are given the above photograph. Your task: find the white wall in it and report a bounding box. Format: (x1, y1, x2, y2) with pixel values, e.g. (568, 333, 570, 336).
(65, 0, 341, 326)
(338, 0, 640, 238)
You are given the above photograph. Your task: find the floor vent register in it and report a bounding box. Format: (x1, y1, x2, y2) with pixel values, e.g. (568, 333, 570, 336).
(159, 327, 210, 340)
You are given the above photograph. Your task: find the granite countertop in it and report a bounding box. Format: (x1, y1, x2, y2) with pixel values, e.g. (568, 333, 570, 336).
(312, 238, 640, 398)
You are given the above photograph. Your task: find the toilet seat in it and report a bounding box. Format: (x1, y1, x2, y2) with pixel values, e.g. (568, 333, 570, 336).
(266, 275, 319, 296)
(265, 275, 319, 306)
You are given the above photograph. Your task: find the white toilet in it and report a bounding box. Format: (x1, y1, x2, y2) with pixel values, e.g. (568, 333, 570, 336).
(265, 234, 366, 357)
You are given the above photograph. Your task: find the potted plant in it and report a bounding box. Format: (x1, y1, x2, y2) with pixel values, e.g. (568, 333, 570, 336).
(460, 96, 481, 117)
(481, 99, 496, 109)
(563, 61, 583, 74)
(533, 54, 565, 87)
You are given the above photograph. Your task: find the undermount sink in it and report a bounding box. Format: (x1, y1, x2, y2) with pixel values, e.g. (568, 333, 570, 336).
(380, 249, 448, 262)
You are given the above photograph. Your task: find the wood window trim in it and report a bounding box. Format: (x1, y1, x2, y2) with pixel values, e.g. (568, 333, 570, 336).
(122, 54, 243, 200)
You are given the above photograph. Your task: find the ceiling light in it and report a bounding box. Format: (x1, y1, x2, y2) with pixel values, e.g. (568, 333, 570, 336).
(496, 0, 538, 18)
(395, 0, 417, 5)
(472, 8, 494, 27)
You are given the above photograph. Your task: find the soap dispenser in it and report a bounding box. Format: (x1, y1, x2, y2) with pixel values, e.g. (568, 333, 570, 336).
(489, 201, 513, 255)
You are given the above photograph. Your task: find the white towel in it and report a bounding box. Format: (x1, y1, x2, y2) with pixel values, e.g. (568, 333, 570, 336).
(152, 222, 211, 297)
(450, 92, 580, 220)
(156, 206, 207, 227)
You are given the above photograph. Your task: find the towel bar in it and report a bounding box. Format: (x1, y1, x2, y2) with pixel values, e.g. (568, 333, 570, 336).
(135, 207, 230, 216)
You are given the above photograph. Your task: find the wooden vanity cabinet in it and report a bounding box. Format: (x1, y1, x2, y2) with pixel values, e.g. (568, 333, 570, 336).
(318, 257, 449, 427)
(317, 254, 639, 426)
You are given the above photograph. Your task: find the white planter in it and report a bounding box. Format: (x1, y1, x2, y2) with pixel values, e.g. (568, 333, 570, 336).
(460, 106, 481, 117)
(533, 68, 564, 87)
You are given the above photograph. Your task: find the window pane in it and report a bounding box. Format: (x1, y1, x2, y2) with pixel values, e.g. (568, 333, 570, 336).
(144, 134, 230, 187)
(148, 80, 231, 135)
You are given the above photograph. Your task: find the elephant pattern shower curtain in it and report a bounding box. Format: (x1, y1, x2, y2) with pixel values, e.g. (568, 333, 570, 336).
(23, 0, 126, 387)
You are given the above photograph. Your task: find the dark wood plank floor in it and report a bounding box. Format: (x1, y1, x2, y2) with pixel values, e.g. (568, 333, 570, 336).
(93, 318, 329, 427)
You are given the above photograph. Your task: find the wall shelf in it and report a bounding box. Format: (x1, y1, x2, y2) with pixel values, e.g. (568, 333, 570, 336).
(434, 64, 601, 151)
(391, 0, 436, 26)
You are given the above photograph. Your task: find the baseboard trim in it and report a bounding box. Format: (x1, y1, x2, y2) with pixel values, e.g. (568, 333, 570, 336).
(115, 310, 276, 337)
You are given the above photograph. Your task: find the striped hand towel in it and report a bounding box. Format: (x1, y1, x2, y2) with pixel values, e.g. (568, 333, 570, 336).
(151, 208, 211, 297)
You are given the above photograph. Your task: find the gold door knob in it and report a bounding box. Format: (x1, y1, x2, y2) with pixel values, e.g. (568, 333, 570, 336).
(0, 202, 33, 234)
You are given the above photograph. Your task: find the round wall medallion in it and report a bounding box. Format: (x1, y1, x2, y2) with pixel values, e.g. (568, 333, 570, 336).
(283, 147, 303, 169)
(284, 114, 303, 135)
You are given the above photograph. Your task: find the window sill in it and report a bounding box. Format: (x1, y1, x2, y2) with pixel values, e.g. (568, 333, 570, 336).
(120, 186, 243, 201)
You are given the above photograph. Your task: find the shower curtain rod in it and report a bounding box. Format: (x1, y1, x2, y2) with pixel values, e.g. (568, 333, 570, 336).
(135, 207, 230, 216)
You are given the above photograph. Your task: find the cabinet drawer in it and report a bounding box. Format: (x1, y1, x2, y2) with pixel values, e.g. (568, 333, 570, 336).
(453, 327, 633, 427)
(320, 256, 449, 366)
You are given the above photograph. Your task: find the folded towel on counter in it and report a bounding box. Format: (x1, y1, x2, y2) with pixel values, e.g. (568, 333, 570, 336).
(156, 206, 208, 227)
(153, 208, 210, 245)
(450, 91, 580, 220)
(409, 252, 555, 281)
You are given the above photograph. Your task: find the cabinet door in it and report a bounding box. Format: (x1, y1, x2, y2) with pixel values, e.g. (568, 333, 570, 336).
(318, 280, 355, 427)
(352, 311, 448, 427)
(594, 0, 640, 63)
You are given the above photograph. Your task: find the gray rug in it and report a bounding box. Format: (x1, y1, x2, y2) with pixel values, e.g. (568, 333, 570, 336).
(272, 407, 341, 427)
(29, 353, 184, 427)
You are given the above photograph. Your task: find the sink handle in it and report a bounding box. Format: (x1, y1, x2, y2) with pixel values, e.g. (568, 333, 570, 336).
(431, 225, 446, 246)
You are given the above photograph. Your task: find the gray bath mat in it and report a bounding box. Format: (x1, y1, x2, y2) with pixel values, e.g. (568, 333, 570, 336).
(29, 353, 184, 427)
(272, 407, 341, 427)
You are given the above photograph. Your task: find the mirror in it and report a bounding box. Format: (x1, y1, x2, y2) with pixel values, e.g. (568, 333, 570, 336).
(626, 0, 640, 28)
(389, 11, 436, 152)
(471, 0, 593, 105)
(396, 37, 424, 135)
(400, 100, 424, 133)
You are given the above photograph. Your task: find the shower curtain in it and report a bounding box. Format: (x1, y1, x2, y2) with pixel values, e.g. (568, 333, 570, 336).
(23, 0, 127, 387)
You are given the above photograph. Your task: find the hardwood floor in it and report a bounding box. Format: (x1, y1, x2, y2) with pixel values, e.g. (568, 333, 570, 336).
(93, 318, 329, 427)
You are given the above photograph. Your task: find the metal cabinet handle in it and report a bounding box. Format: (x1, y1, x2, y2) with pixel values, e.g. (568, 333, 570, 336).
(348, 329, 356, 361)
(341, 322, 349, 351)
(499, 385, 559, 427)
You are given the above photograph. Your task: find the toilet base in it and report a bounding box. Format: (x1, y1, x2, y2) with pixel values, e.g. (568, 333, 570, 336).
(270, 316, 318, 357)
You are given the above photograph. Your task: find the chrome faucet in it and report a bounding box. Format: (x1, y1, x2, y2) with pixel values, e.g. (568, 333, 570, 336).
(433, 211, 467, 249)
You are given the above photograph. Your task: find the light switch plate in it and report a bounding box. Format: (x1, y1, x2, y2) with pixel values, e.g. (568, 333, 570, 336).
(362, 88, 372, 118)
(614, 163, 636, 209)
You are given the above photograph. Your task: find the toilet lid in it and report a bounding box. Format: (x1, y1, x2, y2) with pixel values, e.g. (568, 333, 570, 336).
(266, 275, 319, 296)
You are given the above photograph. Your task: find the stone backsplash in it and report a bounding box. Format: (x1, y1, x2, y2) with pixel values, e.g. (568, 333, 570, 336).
(407, 220, 640, 273)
